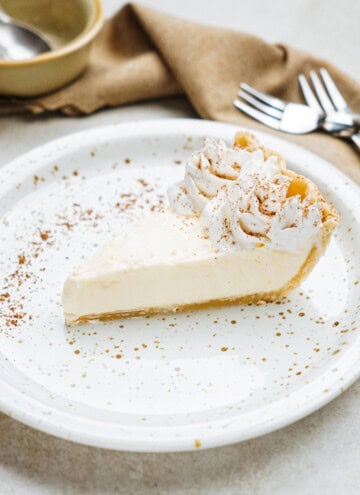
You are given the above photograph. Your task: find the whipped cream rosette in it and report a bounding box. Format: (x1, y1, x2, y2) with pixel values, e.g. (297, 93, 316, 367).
(168, 138, 323, 251)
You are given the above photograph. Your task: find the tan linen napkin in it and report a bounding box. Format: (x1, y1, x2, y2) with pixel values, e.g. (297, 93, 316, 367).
(2, 3, 360, 181)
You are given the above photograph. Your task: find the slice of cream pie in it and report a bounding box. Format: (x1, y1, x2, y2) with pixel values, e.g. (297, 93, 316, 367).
(62, 132, 338, 325)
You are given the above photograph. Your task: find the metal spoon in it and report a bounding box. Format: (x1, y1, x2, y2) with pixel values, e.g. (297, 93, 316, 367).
(0, 9, 51, 61)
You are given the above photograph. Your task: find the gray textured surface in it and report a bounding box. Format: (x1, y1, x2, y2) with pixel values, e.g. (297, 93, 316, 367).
(1, 0, 360, 493)
(0, 387, 360, 494)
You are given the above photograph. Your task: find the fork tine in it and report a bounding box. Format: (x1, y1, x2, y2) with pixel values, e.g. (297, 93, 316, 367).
(298, 74, 323, 114)
(309, 71, 335, 114)
(238, 90, 283, 119)
(233, 100, 281, 130)
(320, 68, 350, 112)
(240, 83, 285, 111)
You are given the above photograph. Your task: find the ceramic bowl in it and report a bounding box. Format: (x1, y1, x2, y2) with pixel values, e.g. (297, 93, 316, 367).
(0, 0, 103, 97)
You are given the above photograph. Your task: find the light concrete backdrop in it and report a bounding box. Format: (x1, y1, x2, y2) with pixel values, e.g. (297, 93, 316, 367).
(0, 1, 359, 494)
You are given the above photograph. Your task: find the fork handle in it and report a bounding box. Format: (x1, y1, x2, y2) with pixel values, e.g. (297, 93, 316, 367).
(351, 133, 360, 152)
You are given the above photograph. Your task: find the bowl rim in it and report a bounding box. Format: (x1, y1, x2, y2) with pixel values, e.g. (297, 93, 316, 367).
(0, 0, 103, 67)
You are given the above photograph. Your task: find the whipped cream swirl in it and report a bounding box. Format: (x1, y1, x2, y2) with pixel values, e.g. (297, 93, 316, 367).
(168, 138, 322, 251)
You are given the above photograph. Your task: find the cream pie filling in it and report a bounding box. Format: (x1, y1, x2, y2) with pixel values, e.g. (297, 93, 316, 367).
(62, 132, 338, 325)
(63, 210, 316, 322)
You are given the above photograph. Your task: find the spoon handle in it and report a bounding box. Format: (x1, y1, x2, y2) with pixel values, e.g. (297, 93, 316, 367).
(0, 7, 11, 24)
(0, 10, 11, 24)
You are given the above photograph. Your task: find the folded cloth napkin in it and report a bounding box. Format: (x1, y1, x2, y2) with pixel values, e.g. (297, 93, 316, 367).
(2, 3, 360, 179)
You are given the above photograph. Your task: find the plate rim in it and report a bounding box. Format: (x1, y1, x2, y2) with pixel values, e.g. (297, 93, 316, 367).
(0, 118, 360, 452)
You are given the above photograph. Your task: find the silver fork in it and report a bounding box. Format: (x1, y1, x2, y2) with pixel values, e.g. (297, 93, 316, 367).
(298, 68, 360, 150)
(233, 84, 357, 136)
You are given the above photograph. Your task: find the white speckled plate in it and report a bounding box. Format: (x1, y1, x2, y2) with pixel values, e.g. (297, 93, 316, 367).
(0, 119, 360, 452)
